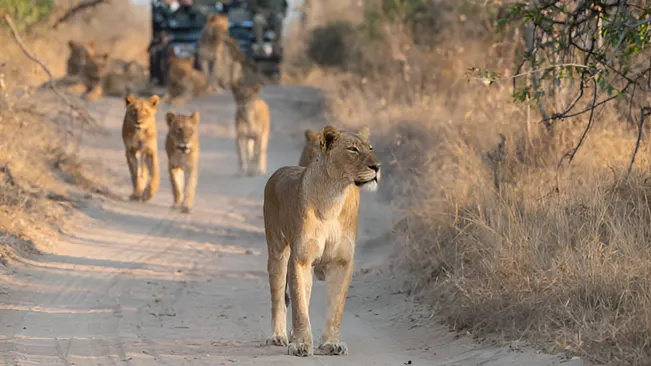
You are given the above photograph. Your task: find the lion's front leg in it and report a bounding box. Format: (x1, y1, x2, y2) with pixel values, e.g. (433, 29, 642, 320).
(288, 251, 315, 357)
(181, 160, 198, 214)
(319, 260, 354, 356)
(169, 165, 184, 209)
(125, 148, 139, 201)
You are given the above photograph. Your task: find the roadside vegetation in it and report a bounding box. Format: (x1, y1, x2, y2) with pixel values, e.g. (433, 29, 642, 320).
(286, 0, 651, 364)
(0, 0, 146, 264)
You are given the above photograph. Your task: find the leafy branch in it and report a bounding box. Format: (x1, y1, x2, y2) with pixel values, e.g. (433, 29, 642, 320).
(479, 0, 651, 171)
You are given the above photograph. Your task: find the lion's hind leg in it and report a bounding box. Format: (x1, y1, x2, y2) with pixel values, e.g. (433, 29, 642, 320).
(265, 232, 290, 347)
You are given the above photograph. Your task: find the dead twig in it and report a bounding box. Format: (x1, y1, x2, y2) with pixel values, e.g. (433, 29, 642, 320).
(1, 13, 105, 135)
(627, 106, 651, 174)
(52, 0, 110, 29)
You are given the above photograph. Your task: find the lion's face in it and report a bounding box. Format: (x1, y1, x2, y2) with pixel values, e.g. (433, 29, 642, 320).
(85, 53, 110, 77)
(320, 125, 381, 192)
(166, 112, 200, 154)
(232, 82, 261, 104)
(124, 95, 159, 130)
(206, 13, 229, 33)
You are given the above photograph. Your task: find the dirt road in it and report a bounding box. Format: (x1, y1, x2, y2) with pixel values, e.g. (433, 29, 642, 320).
(0, 85, 588, 365)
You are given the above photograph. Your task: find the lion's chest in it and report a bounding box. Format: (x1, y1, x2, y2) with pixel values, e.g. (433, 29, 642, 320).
(312, 218, 354, 264)
(168, 150, 190, 168)
(125, 131, 149, 149)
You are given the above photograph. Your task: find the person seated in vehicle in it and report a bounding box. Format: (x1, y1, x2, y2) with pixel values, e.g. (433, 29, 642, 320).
(172, 0, 205, 26)
(252, 0, 287, 55)
(152, 0, 179, 38)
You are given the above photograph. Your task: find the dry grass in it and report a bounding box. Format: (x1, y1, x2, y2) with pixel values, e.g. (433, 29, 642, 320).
(286, 1, 651, 364)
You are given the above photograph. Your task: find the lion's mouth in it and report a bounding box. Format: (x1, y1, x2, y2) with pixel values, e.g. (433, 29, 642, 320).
(176, 144, 191, 153)
(354, 170, 380, 192)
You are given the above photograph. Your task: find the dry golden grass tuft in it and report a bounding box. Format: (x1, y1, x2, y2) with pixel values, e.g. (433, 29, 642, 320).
(286, 1, 651, 364)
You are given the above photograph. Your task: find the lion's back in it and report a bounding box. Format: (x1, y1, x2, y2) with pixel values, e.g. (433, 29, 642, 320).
(263, 166, 304, 220)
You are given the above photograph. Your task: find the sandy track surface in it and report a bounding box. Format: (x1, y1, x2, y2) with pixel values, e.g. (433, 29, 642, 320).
(0, 85, 587, 365)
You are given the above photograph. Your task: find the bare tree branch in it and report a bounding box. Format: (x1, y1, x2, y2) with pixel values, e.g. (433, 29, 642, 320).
(52, 0, 110, 29)
(2, 13, 105, 134)
(628, 106, 651, 174)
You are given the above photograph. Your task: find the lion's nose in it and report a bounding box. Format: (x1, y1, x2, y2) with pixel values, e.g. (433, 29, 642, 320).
(368, 163, 380, 172)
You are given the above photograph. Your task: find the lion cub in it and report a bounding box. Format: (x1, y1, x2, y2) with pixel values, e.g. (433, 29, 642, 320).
(80, 52, 110, 101)
(263, 125, 380, 357)
(198, 13, 230, 89)
(163, 51, 214, 106)
(122, 95, 161, 202)
(232, 82, 270, 176)
(67, 40, 95, 81)
(164, 111, 200, 214)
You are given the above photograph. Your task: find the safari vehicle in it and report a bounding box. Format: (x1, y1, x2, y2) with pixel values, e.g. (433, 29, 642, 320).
(149, 0, 212, 86)
(215, 3, 283, 83)
(148, 0, 282, 86)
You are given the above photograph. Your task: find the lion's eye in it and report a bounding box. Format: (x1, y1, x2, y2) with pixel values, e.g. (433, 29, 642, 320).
(347, 146, 359, 153)
(177, 128, 183, 134)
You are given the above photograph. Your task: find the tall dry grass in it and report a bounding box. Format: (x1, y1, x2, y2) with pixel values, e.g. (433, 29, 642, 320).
(288, 1, 651, 364)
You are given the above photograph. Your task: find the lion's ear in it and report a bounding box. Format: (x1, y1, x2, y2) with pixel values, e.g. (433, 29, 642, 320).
(68, 40, 76, 49)
(320, 125, 341, 153)
(357, 126, 370, 139)
(305, 129, 317, 141)
(149, 95, 159, 107)
(125, 95, 136, 107)
(166, 112, 175, 127)
(252, 83, 261, 94)
(190, 111, 200, 124)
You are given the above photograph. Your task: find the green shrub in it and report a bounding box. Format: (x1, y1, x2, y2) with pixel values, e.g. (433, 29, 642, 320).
(1, 0, 54, 31)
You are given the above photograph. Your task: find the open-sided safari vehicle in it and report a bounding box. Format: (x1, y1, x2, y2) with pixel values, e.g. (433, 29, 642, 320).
(148, 0, 283, 86)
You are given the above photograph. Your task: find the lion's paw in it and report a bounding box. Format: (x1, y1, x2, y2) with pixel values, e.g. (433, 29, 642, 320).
(287, 342, 313, 357)
(265, 334, 288, 347)
(180, 206, 192, 214)
(318, 341, 348, 356)
(128, 194, 141, 202)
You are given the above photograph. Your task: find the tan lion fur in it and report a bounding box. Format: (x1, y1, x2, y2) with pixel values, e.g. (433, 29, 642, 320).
(263, 125, 381, 357)
(121, 95, 161, 202)
(298, 128, 320, 167)
(232, 82, 270, 176)
(67, 40, 95, 79)
(165, 111, 201, 214)
(103, 60, 150, 98)
(198, 13, 230, 90)
(161, 51, 214, 106)
(78, 52, 110, 101)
